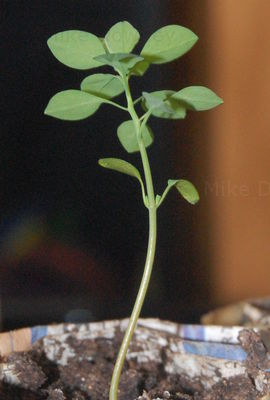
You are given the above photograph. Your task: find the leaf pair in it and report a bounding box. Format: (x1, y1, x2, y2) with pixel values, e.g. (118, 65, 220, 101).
(104, 22, 198, 66)
(47, 22, 140, 71)
(99, 158, 199, 206)
(44, 84, 223, 122)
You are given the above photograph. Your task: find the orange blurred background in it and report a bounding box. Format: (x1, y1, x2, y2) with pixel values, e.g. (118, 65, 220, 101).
(172, 0, 270, 305)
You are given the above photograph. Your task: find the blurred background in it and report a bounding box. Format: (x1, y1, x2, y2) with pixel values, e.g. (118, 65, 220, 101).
(1, 0, 270, 331)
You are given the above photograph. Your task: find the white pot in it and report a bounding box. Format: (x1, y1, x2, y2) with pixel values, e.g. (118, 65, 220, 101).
(1, 316, 270, 398)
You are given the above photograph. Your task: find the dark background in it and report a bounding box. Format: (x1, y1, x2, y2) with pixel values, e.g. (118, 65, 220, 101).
(0, 1, 211, 330)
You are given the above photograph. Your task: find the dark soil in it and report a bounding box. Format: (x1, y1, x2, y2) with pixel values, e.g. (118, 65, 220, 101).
(0, 326, 267, 399)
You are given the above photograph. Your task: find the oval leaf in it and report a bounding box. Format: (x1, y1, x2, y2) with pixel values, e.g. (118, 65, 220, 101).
(117, 120, 154, 153)
(47, 30, 105, 70)
(105, 21, 140, 53)
(142, 90, 186, 119)
(168, 179, 199, 205)
(172, 86, 223, 111)
(44, 90, 103, 121)
(141, 25, 198, 64)
(98, 158, 142, 181)
(81, 73, 124, 99)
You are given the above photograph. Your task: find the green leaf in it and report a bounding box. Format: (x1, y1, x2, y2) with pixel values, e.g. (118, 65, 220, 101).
(168, 179, 199, 205)
(142, 92, 172, 113)
(99, 158, 148, 207)
(94, 53, 128, 64)
(104, 21, 140, 53)
(44, 90, 103, 121)
(98, 158, 142, 181)
(172, 86, 223, 111)
(141, 25, 198, 64)
(142, 90, 186, 119)
(117, 120, 154, 153)
(130, 60, 150, 76)
(47, 30, 106, 70)
(80, 73, 124, 99)
(94, 53, 144, 75)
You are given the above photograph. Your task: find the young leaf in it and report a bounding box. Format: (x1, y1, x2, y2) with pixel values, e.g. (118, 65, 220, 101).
(142, 90, 186, 119)
(81, 73, 124, 99)
(168, 179, 199, 205)
(99, 158, 148, 207)
(172, 86, 223, 111)
(47, 30, 106, 70)
(155, 194, 162, 206)
(141, 25, 198, 64)
(104, 21, 140, 53)
(130, 60, 150, 76)
(44, 90, 103, 121)
(142, 92, 172, 113)
(94, 53, 143, 74)
(98, 158, 142, 181)
(117, 120, 154, 153)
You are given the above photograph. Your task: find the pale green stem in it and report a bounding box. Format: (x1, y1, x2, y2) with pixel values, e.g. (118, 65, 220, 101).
(103, 98, 127, 111)
(109, 75, 157, 400)
(156, 184, 172, 208)
(133, 96, 142, 106)
(138, 176, 149, 208)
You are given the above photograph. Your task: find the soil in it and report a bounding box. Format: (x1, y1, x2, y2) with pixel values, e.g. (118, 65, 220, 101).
(0, 323, 268, 399)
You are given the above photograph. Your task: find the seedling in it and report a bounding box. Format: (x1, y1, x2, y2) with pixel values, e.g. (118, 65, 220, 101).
(44, 21, 223, 400)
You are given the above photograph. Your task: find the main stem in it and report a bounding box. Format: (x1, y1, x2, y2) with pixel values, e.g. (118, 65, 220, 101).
(109, 75, 157, 400)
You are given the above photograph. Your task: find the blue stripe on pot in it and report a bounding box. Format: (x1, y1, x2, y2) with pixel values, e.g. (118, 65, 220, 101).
(29, 321, 267, 365)
(183, 324, 205, 341)
(31, 325, 48, 344)
(183, 340, 247, 361)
